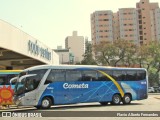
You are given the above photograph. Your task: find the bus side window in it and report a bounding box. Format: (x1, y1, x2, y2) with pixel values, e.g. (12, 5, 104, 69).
(54, 70, 65, 82)
(81, 70, 98, 81)
(126, 70, 137, 81)
(0, 77, 5, 85)
(45, 71, 54, 84)
(112, 71, 126, 81)
(98, 70, 113, 81)
(66, 70, 82, 81)
(137, 70, 146, 80)
(45, 69, 66, 84)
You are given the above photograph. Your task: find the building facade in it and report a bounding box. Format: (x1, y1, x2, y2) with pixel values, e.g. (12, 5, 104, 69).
(54, 46, 74, 64)
(65, 31, 84, 63)
(0, 19, 59, 69)
(91, 10, 114, 45)
(91, 0, 160, 46)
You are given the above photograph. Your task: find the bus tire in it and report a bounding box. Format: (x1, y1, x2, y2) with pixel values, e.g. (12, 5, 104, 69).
(111, 94, 121, 105)
(123, 94, 132, 104)
(41, 97, 52, 109)
(100, 102, 108, 105)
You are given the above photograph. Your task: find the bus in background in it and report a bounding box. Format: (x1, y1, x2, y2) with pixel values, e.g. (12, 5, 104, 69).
(0, 70, 21, 105)
(0, 70, 22, 88)
(13, 65, 148, 109)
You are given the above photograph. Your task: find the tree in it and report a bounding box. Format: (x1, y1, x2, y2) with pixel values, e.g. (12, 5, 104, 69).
(81, 41, 97, 65)
(94, 41, 117, 66)
(94, 40, 136, 66)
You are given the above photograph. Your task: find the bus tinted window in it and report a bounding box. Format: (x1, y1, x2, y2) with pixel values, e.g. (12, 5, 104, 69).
(45, 70, 66, 84)
(66, 70, 82, 81)
(81, 70, 98, 81)
(137, 70, 146, 80)
(113, 71, 126, 81)
(126, 70, 137, 81)
(98, 70, 113, 81)
(0, 76, 5, 85)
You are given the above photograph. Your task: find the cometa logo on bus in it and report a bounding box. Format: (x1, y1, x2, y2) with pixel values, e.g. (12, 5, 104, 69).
(63, 83, 89, 89)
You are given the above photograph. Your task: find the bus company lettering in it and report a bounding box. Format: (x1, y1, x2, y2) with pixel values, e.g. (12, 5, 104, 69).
(63, 83, 89, 89)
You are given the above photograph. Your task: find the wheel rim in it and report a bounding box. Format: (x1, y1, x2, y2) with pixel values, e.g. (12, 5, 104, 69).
(124, 96, 131, 103)
(114, 96, 120, 104)
(42, 99, 49, 108)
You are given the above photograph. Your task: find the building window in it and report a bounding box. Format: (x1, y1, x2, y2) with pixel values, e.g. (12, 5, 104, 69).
(140, 36, 143, 40)
(139, 20, 142, 24)
(139, 25, 142, 29)
(139, 15, 142, 19)
(104, 19, 109, 21)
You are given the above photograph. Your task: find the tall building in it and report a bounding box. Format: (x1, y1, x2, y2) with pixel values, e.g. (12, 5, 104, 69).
(118, 8, 140, 45)
(136, 0, 159, 44)
(65, 31, 84, 63)
(91, 0, 160, 46)
(91, 10, 114, 45)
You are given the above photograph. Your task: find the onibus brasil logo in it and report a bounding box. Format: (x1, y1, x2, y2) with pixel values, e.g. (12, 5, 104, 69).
(0, 86, 14, 105)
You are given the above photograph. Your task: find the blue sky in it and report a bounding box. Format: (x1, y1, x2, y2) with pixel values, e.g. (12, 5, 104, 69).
(0, 0, 159, 49)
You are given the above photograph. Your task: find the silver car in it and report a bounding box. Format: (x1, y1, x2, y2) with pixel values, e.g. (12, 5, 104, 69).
(148, 87, 155, 93)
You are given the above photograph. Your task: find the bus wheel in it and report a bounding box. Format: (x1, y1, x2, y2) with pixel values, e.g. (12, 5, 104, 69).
(41, 97, 52, 109)
(123, 94, 131, 104)
(111, 94, 121, 105)
(100, 102, 108, 105)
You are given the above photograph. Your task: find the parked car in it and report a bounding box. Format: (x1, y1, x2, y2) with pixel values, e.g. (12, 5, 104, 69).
(153, 86, 160, 93)
(148, 87, 155, 93)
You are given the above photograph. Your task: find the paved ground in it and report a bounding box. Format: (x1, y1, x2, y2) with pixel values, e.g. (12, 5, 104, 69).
(0, 94, 160, 120)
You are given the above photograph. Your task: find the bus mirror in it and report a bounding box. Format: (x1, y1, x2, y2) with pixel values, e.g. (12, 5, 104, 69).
(19, 74, 37, 82)
(10, 77, 18, 85)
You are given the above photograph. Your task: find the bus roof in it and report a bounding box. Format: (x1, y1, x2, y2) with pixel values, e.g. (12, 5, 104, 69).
(23, 65, 147, 71)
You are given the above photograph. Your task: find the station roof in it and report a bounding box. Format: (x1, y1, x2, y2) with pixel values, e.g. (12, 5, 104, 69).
(0, 47, 45, 69)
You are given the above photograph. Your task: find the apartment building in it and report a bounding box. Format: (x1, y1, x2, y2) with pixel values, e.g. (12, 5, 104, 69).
(118, 8, 140, 45)
(91, 10, 114, 45)
(91, 0, 160, 46)
(136, 0, 159, 44)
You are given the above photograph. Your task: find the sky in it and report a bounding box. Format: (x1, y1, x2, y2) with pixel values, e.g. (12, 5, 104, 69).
(0, 0, 160, 49)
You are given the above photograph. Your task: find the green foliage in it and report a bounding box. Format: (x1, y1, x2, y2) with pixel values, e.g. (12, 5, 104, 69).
(81, 41, 97, 65)
(93, 40, 160, 86)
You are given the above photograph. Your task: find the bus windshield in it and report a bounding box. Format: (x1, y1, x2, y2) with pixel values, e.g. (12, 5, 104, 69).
(14, 69, 47, 96)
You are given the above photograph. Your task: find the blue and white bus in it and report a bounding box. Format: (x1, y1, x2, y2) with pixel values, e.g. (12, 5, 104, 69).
(13, 65, 148, 109)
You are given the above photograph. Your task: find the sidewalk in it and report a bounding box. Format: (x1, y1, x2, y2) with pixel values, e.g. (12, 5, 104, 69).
(0, 105, 35, 112)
